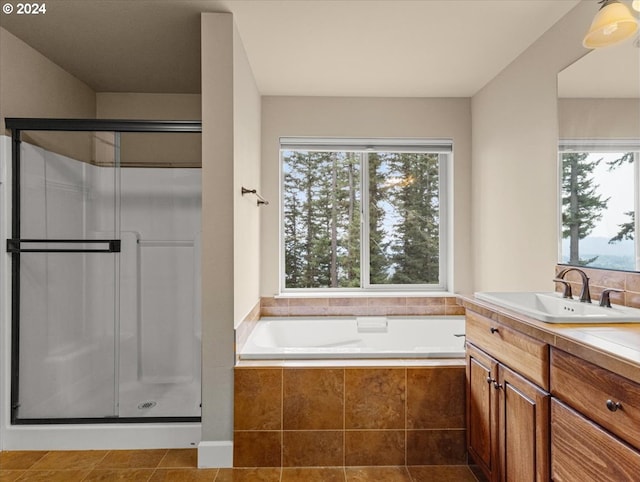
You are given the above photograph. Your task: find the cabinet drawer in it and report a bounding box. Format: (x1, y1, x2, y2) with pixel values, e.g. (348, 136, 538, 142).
(551, 348, 640, 449)
(551, 399, 640, 480)
(466, 310, 549, 390)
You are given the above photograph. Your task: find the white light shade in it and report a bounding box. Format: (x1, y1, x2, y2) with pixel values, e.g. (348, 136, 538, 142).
(583, 1, 638, 48)
(633, 0, 640, 12)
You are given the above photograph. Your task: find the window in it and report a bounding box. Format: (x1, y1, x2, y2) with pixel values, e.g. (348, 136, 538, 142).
(559, 140, 640, 271)
(280, 138, 450, 291)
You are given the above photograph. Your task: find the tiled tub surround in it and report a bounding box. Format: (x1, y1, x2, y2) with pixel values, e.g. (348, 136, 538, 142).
(555, 265, 640, 307)
(261, 296, 465, 318)
(233, 365, 466, 468)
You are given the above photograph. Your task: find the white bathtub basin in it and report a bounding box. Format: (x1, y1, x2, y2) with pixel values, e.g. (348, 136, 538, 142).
(474, 291, 640, 323)
(239, 316, 466, 359)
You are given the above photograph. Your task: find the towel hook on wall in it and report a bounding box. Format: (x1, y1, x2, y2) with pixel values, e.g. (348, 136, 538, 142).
(241, 187, 269, 206)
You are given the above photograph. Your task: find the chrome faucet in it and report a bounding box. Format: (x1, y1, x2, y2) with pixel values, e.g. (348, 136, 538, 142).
(554, 267, 592, 303)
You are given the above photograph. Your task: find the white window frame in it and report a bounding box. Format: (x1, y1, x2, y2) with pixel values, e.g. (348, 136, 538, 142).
(279, 137, 452, 293)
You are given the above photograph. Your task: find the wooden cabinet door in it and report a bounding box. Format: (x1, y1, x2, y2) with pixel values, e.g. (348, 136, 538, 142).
(551, 399, 640, 481)
(467, 343, 499, 482)
(498, 364, 550, 482)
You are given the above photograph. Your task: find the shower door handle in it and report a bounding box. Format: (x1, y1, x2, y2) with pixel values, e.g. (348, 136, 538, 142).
(6, 239, 121, 253)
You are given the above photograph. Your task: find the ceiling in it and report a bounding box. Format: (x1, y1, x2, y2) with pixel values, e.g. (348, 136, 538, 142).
(0, 0, 582, 97)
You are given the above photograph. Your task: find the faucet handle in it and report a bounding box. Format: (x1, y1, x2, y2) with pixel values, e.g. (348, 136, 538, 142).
(553, 279, 573, 299)
(599, 288, 623, 308)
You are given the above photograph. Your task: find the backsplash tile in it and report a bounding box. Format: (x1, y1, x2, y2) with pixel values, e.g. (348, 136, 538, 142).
(259, 296, 462, 317)
(555, 265, 640, 307)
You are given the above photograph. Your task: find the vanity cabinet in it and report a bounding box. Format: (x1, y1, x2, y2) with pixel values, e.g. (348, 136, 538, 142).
(550, 348, 640, 480)
(465, 310, 550, 482)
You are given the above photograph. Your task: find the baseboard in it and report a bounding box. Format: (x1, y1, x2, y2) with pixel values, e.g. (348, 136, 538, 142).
(198, 440, 233, 468)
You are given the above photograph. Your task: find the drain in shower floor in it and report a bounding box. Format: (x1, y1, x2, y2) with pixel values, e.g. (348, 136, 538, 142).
(137, 401, 157, 410)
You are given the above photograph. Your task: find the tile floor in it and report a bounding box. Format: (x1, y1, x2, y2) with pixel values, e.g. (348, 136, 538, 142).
(0, 449, 480, 481)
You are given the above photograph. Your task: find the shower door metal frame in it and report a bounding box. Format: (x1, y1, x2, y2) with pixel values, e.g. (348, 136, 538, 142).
(5, 118, 202, 425)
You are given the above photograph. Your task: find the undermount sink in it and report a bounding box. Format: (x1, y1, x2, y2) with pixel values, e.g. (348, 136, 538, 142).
(474, 291, 640, 323)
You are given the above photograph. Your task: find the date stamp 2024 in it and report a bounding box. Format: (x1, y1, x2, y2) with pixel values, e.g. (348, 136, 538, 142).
(2, 2, 47, 15)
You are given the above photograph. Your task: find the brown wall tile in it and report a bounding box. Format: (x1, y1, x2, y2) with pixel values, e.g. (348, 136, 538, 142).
(406, 305, 447, 316)
(287, 306, 331, 316)
(282, 431, 343, 467)
(235, 368, 282, 430)
(367, 297, 407, 307)
(445, 305, 466, 316)
(406, 429, 467, 465)
(344, 430, 405, 466)
(345, 368, 405, 429)
(288, 298, 329, 307)
(366, 306, 407, 316)
(626, 291, 640, 309)
(233, 431, 281, 468)
(261, 297, 289, 308)
(261, 306, 290, 317)
(328, 298, 368, 307)
(406, 297, 445, 306)
(626, 272, 640, 293)
(407, 367, 465, 429)
(326, 306, 369, 316)
(283, 369, 344, 430)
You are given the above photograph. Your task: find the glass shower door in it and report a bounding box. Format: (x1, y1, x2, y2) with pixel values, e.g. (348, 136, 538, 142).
(11, 131, 120, 422)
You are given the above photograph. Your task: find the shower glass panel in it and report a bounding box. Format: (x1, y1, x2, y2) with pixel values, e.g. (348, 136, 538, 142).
(117, 132, 201, 418)
(9, 121, 202, 423)
(16, 131, 119, 420)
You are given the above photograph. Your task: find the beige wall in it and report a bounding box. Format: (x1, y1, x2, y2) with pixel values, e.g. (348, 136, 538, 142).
(470, 1, 594, 292)
(200, 12, 261, 460)
(201, 12, 235, 448)
(559, 98, 640, 139)
(260, 96, 472, 295)
(97, 93, 202, 167)
(233, 26, 262, 326)
(0, 27, 96, 161)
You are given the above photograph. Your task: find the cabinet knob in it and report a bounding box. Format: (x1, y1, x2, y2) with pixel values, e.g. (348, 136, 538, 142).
(490, 327, 499, 334)
(606, 399, 622, 412)
(493, 381, 503, 390)
(486, 376, 495, 384)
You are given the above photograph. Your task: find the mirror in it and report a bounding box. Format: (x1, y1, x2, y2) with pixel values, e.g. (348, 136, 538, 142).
(558, 36, 640, 271)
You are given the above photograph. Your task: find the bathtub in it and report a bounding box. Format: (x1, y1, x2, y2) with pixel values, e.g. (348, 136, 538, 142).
(239, 316, 465, 359)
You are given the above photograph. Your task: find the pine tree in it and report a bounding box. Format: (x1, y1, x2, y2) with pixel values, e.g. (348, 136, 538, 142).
(387, 153, 440, 284)
(561, 152, 609, 266)
(368, 153, 391, 284)
(607, 152, 635, 245)
(283, 150, 362, 288)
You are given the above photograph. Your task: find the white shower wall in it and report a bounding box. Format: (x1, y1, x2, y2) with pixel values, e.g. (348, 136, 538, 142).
(118, 168, 202, 417)
(16, 141, 201, 420)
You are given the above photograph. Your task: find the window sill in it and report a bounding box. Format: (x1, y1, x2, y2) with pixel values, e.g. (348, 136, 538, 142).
(274, 291, 456, 299)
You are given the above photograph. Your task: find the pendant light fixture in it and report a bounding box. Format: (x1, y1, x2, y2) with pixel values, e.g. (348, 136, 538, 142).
(583, 0, 638, 48)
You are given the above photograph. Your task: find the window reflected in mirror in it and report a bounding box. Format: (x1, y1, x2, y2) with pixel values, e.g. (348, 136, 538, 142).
(560, 143, 638, 271)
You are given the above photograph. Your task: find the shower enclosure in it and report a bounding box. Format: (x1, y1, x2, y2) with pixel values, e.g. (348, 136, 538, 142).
(6, 118, 202, 424)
